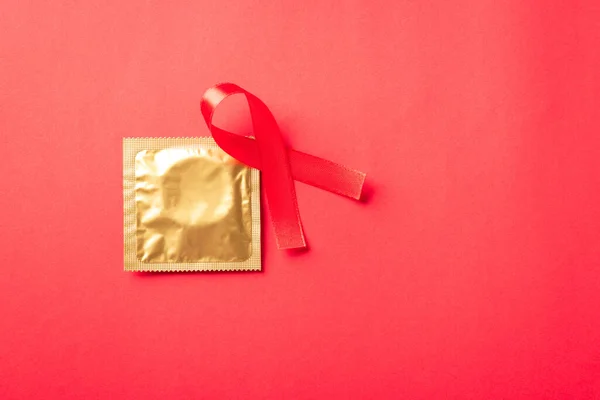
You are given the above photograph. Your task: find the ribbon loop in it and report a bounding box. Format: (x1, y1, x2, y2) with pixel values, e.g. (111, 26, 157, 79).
(200, 83, 366, 250)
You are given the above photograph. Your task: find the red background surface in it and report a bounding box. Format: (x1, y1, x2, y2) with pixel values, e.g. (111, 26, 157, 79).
(1, 1, 599, 398)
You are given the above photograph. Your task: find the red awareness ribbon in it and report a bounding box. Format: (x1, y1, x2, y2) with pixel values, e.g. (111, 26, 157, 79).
(200, 83, 366, 250)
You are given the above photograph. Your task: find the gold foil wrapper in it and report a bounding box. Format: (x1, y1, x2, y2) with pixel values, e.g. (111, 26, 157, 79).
(123, 138, 261, 271)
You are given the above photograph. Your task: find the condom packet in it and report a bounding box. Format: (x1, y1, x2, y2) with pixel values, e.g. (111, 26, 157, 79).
(123, 137, 261, 271)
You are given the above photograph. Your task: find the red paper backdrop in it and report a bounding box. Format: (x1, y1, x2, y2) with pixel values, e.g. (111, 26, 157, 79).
(1, 1, 599, 398)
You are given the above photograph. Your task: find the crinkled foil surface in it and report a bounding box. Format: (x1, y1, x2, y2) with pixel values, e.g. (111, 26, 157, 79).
(123, 138, 261, 271)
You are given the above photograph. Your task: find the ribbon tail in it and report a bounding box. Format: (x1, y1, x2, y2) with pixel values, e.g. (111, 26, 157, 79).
(245, 93, 306, 249)
(288, 150, 366, 200)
